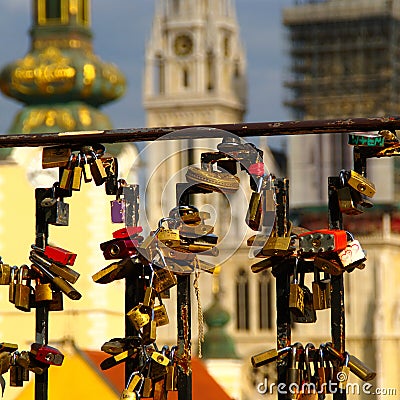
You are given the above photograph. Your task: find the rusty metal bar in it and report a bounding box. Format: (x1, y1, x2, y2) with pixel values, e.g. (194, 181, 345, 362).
(328, 177, 346, 400)
(34, 188, 50, 400)
(0, 116, 399, 147)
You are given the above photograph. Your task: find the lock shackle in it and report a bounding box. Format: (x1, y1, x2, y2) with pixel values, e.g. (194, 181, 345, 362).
(292, 258, 299, 284)
(161, 345, 169, 355)
(76, 152, 82, 166)
(290, 342, 303, 368)
(17, 265, 30, 284)
(304, 343, 315, 380)
(345, 231, 355, 241)
(169, 345, 178, 364)
(158, 217, 175, 230)
(319, 344, 326, 366)
(343, 351, 350, 366)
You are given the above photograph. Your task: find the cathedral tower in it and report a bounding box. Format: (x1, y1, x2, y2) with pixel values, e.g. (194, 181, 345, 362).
(144, 0, 247, 126)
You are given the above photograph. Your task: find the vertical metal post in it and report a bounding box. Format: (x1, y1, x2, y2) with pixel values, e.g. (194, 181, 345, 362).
(328, 177, 346, 400)
(34, 188, 51, 400)
(272, 179, 292, 400)
(122, 185, 143, 385)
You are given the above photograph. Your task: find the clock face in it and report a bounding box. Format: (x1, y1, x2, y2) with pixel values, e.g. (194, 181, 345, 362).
(174, 34, 193, 56)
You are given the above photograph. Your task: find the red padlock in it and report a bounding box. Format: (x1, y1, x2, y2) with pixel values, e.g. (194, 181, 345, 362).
(44, 245, 77, 266)
(298, 229, 348, 255)
(112, 226, 143, 239)
(100, 238, 139, 260)
(30, 343, 64, 366)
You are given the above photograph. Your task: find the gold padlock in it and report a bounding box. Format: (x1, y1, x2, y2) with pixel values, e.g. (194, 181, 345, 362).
(345, 170, 375, 198)
(127, 305, 151, 330)
(157, 228, 181, 248)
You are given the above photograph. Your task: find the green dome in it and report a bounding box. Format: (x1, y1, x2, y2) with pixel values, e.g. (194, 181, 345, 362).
(202, 294, 239, 359)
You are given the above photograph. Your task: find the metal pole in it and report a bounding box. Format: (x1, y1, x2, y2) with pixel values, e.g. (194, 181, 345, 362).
(34, 188, 51, 400)
(0, 116, 398, 147)
(328, 177, 346, 400)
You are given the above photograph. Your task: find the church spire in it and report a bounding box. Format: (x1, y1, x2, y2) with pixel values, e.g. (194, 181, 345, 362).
(144, 0, 247, 127)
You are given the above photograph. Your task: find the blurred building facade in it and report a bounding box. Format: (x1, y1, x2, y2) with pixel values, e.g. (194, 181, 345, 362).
(283, 1, 400, 398)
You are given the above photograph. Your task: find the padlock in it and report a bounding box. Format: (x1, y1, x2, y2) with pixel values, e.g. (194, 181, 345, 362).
(14, 265, 31, 312)
(90, 151, 107, 186)
(59, 153, 75, 190)
(246, 174, 265, 231)
(289, 261, 305, 317)
(153, 299, 169, 327)
(71, 152, 83, 191)
(314, 254, 343, 276)
(9, 364, 24, 387)
(112, 226, 143, 239)
(324, 344, 376, 382)
(30, 343, 64, 366)
(250, 255, 288, 273)
(44, 190, 69, 226)
(165, 347, 178, 392)
(104, 156, 119, 195)
(312, 269, 331, 310)
(29, 255, 81, 300)
(142, 364, 154, 398)
(0, 262, 11, 285)
(293, 270, 317, 323)
(49, 290, 64, 311)
(287, 343, 303, 399)
(120, 371, 144, 399)
(157, 228, 181, 248)
(8, 266, 18, 304)
(92, 257, 139, 284)
(343, 170, 376, 198)
(153, 265, 177, 294)
(81, 153, 92, 183)
(100, 348, 138, 371)
(185, 165, 240, 193)
(348, 132, 385, 147)
(251, 346, 291, 368)
(0, 351, 11, 375)
(42, 146, 72, 169)
(47, 262, 80, 284)
(111, 197, 125, 224)
(337, 186, 364, 215)
(35, 278, 53, 302)
(100, 336, 142, 355)
(298, 229, 348, 255)
(100, 238, 139, 260)
(0, 343, 18, 353)
(256, 222, 294, 257)
(338, 232, 366, 270)
(42, 245, 77, 266)
(127, 305, 152, 331)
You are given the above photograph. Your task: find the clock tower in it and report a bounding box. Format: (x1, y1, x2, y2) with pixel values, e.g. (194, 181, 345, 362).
(143, 0, 247, 126)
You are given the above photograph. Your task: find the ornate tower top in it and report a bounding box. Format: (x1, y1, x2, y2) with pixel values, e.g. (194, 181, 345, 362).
(0, 0, 126, 133)
(144, 0, 247, 127)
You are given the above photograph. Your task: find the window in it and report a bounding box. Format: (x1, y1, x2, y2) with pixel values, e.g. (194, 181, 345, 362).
(236, 268, 249, 330)
(79, 0, 89, 25)
(206, 51, 215, 91)
(182, 67, 189, 88)
(258, 271, 273, 330)
(154, 55, 165, 94)
(38, 0, 68, 25)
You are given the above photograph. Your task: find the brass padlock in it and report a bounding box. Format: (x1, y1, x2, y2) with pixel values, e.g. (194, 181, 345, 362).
(312, 269, 331, 310)
(127, 305, 152, 330)
(59, 153, 75, 190)
(258, 221, 294, 257)
(289, 261, 304, 317)
(314, 255, 343, 276)
(71, 153, 83, 191)
(337, 186, 364, 215)
(154, 302, 169, 327)
(14, 265, 31, 312)
(344, 170, 376, 198)
(49, 290, 64, 311)
(0, 263, 11, 285)
(157, 228, 181, 248)
(8, 266, 18, 304)
(82, 153, 92, 183)
(292, 282, 317, 323)
(153, 267, 177, 294)
(90, 151, 107, 186)
(42, 146, 72, 169)
(35, 279, 53, 302)
(142, 319, 157, 345)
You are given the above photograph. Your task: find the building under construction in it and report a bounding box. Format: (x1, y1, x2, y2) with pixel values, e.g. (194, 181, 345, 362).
(283, 0, 400, 207)
(283, 0, 400, 120)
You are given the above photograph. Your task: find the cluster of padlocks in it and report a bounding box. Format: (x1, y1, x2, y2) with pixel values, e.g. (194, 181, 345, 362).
(0, 342, 64, 391)
(246, 130, 391, 398)
(252, 342, 376, 397)
(0, 128, 392, 399)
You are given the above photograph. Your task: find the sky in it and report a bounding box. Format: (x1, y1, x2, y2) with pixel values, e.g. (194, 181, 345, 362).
(0, 0, 293, 151)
